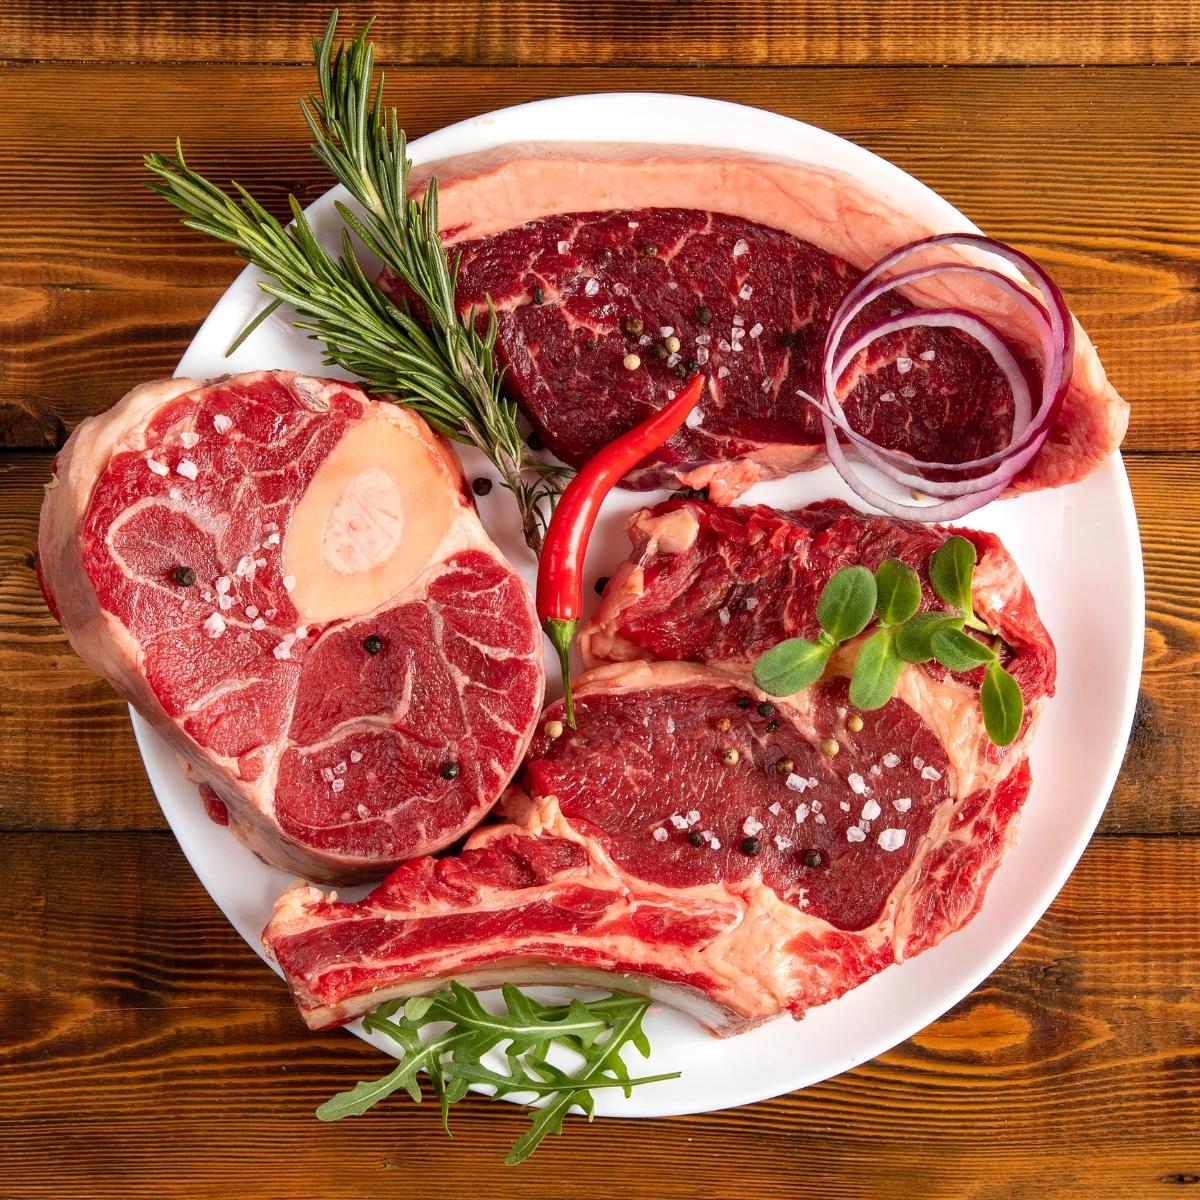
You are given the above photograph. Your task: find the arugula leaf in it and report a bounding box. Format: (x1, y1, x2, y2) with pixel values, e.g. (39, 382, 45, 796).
(930, 627, 995, 672)
(874, 558, 922, 626)
(752, 638, 831, 696)
(848, 628, 905, 711)
(929, 536, 976, 614)
(816, 566, 877, 642)
(317, 983, 678, 1165)
(981, 661, 1025, 746)
(895, 611, 965, 663)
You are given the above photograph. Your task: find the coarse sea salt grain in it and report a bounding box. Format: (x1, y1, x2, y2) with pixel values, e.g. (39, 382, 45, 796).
(732, 238, 749, 257)
(839, 800, 851, 812)
(334, 762, 347, 776)
(660, 326, 674, 338)
(709, 837, 722, 850)
(878, 828, 906, 851)
(357, 804, 370, 819)
(745, 597, 758, 610)
(331, 778, 345, 794)
(282, 575, 296, 592)
(557, 240, 570, 254)
(768, 802, 782, 816)
(686, 407, 705, 428)
(321, 767, 335, 783)
(202, 612, 225, 639)
(900, 386, 916, 399)
(847, 773, 868, 795)
(666, 716, 676, 734)
(686, 809, 701, 825)
(717, 365, 730, 380)
(816, 813, 827, 824)
(245, 605, 259, 619)
(794, 803, 809, 824)
(213, 414, 232, 434)
(251, 617, 266, 631)
(749, 323, 763, 339)
(670, 813, 689, 830)
(350, 749, 363, 763)
(176, 458, 198, 480)
(879, 391, 896, 404)
(652, 827, 668, 843)
(882, 752, 901, 768)
(920, 349, 937, 361)
(169, 487, 182, 501)
(583, 277, 600, 297)
(921, 765, 943, 782)
(846, 826, 867, 843)
(627, 220, 639, 229)
(217, 594, 233, 612)
(180, 430, 200, 449)
(743, 815, 763, 836)
(235, 555, 256, 577)
(893, 796, 913, 813)
(774, 834, 793, 851)
(718, 607, 731, 625)
(695, 332, 711, 346)
(732, 314, 745, 328)
(738, 284, 753, 300)
(696, 346, 710, 365)
(760, 378, 771, 392)
(896, 356, 913, 374)
(147, 457, 169, 476)
(785, 773, 807, 792)
(912, 756, 925, 769)
(861, 799, 882, 821)
(214, 576, 231, 595)
(810, 799, 821, 813)
(273, 638, 293, 660)
(264, 532, 281, 547)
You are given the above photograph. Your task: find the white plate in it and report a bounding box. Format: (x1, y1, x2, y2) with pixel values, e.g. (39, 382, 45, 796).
(133, 93, 1144, 1117)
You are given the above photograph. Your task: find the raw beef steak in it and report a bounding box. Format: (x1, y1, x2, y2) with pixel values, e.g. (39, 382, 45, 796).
(38, 371, 544, 882)
(392, 144, 1128, 501)
(265, 660, 1032, 1035)
(264, 504, 1053, 1034)
(581, 497, 1056, 727)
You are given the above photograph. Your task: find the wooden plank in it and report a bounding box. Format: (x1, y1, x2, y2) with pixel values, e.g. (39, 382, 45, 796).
(1, 449, 1196, 835)
(1, 831, 1196, 1198)
(0, 64, 1196, 449)
(3, 1, 1198, 67)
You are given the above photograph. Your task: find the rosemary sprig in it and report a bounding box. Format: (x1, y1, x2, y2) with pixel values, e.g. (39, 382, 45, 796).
(317, 982, 678, 1165)
(144, 11, 565, 552)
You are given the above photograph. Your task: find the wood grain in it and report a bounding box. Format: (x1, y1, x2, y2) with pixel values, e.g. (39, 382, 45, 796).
(0, 64, 1197, 451)
(1, 832, 1196, 1199)
(3, 1, 1198, 67)
(1, 449, 1196, 835)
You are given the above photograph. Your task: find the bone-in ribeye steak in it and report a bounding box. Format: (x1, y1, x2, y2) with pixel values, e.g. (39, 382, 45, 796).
(389, 144, 1128, 502)
(38, 370, 544, 882)
(264, 500, 1054, 1034)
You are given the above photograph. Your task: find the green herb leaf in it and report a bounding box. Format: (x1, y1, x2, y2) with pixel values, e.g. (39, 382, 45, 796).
(874, 558, 922, 626)
(981, 661, 1025, 747)
(752, 638, 831, 697)
(848, 628, 905, 711)
(816, 566, 877, 643)
(895, 611, 965, 663)
(929, 536, 977, 614)
(316, 983, 677, 1165)
(930, 627, 996, 673)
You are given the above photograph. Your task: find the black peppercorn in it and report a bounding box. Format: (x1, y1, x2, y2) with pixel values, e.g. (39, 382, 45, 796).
(363, 634, 384, 655)
(765, 719, 780, 732)
(472, 477, 493, 497)
(697, 306, 713, 325)
(671, 485, 709, 502)
(622, 316, 644, 337)
(531, 285, 545, 305)
(673, 364, 688, 379)
(778, 330, 796, 348)
(757, 702, 776, 718)
(644, 244, 657, 257)
(594, 576, 610, 595)
(687, 830, 704, 847)
(526, 430, 544, 451)
(172, 565, 196, 587)
(684, 358, 700, 372)
(653, 343, 669, 360)
(741, 835, 762, 857)
(735, 696, 752, 709)
(803, 848, 824, 868)
(439, 761, 460, 780)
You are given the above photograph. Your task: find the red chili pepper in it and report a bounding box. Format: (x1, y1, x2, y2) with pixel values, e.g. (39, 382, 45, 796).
(537, 373, 706, 726)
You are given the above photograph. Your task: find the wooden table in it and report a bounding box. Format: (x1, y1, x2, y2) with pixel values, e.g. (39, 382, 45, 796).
(2, 3, 1198, 1196)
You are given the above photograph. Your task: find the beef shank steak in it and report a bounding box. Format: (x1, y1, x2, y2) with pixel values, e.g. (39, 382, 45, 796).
(38, 370, 544, 882)
(264, 502, 1053, 1034)
(392, 144, 1128, 502)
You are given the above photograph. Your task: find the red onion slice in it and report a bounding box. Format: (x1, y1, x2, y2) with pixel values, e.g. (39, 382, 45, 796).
(805, 233, 1075, 521)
